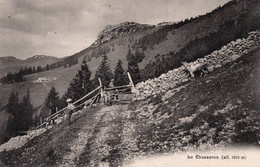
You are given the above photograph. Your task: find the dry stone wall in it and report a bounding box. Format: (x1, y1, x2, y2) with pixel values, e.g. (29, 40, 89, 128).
(135, 30, 260, 100)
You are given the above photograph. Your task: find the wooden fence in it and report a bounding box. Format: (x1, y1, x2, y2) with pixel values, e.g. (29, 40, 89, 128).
(35, 72, 137, 129)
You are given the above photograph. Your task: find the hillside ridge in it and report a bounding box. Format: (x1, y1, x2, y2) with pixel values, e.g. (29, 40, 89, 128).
(25, 55, 57, 61)
(0, 55, 60, 78)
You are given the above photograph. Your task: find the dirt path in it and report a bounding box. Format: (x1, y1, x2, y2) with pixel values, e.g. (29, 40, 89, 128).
(75, 105, 130, 167)
(120, 114, 139, 164)
(88, 105, 126, 167)
(60, 125, 94, 166)
(59, 107, 106, 167)
(58, 105, 129, 167)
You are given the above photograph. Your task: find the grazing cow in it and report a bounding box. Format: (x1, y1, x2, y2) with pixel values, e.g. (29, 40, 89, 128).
(182, 61, 208, 79)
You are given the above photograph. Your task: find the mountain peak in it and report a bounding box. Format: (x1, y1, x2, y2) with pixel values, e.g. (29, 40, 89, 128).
(92, 21, 153, 46)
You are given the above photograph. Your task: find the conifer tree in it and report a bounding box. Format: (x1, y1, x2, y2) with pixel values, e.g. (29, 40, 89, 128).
(36, 66, 42, 72)
(127, 49, 141, 85)
(94, 55, 113, 87)
(128, 61, 141, 85)
(113, 59, 129, 86)
(6, 90, 34, 138)
(28, 67, 33, 74)
(154, 58, 164, 77)
(44, 86, 60, 115)
(64, 58, 93, 101)
(19, 89, 33, 131)
(59, 93, 69, 109)
(6, 92, 20, 116)
(46, 64, 50, 70)
(134, 48, 146, 63)
(80, 57, 92, 93)
(5, 92, 20, 137)
(5, 116, 18, 138)
(126, 48, 133, 62)
(32, 67, 36, 73)
(66, 74, 84, 101)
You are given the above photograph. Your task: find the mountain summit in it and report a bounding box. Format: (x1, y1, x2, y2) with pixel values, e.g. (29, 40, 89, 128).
(92, 21, 152, 46)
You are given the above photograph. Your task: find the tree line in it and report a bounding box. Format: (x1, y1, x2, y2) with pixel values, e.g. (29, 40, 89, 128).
(0, 56, 79, 84)
(0, 66, 43, 84)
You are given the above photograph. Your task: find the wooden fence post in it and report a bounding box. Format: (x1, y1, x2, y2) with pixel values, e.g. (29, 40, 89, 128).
(127, 72, 139, 96)
(98, 78, 104, 103)
(98, 78, 102, 87)
(127, 72, 135, 90)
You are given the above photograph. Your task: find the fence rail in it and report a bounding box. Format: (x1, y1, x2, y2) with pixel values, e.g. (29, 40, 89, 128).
(104, 84, 131, 91)
(44, 85, 101, 121)
(35, 85, 102, 129)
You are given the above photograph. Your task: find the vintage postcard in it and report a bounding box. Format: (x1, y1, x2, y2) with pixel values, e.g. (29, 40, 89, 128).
(0, 0, 259, 166)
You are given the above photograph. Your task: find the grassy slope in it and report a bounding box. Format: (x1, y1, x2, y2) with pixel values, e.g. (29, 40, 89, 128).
(0, 64, 80, 109)
(0, 48, 259, 166)
(133, 48, 260, 153)
(0, 58, 87, 145)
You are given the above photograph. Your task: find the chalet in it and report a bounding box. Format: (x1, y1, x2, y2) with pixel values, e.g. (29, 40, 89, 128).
(33, 77, 50, 83)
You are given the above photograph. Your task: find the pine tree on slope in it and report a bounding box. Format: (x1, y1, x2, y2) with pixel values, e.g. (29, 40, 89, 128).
(5, 92, 20, 137)
(64, 58, 93, 102)
(44, 86, 60, 115)
(6, 92, 20, 116)
(94, 55, 113, 87)
(65, 74, 84, 101)
(80, 57, 92, 93)
(60, 58, 93, 108)
(127, 49, 141, 85)
(19, 89, 33, 131)
(5, 90, 33, 138)
(113, 59, 129, 86)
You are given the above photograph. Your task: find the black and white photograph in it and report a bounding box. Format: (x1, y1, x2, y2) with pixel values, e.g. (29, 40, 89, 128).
(0, 0, 259, 166)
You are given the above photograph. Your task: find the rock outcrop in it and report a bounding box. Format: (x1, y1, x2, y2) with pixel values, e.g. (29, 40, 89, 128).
(135, 30, 260, 100)
(0, 128, 46, 152)
(156, 22, 175, 27)
(92, 22, 152, 46)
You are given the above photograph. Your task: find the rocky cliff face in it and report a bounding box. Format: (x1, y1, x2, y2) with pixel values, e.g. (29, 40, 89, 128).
(92, 22, 153, 46)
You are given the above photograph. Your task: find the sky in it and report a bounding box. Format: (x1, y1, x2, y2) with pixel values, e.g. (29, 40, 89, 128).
(0, 0, 230, 60)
